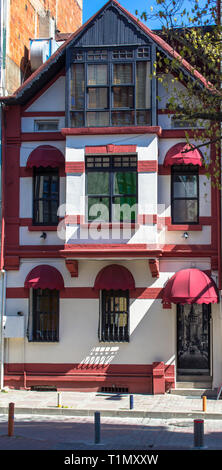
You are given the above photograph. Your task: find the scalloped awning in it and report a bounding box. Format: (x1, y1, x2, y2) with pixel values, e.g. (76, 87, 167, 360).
(163, 143, 203, 167)
(24, 265, 64, 290)
(163, 268, 218, 305)
(94, 264, 135, 290)
(26, 145, 65, 168)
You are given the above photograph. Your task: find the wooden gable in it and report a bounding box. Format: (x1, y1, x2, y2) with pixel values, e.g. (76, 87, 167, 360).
(72, 3, 151, 47)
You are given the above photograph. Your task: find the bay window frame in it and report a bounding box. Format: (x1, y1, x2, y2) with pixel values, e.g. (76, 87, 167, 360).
(68, 46, 152, 127)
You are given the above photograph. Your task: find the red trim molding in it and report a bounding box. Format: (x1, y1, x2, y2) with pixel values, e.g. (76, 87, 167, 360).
(6, 286, 164, 299)
(138, 214, 157, 225)
(158, 216, 215, 231)
(137, 161, 158, 172)
(211, 255, 218, 271)
(21, 132, 65, 141)
(61, 126, 162, 137)
(149, 259, 160, 278)
(158, 164, 209, 175)
(22, 111, 65, 117)
(158, 109, 175, 115)
(4, 362, 175, 394)
(85, 144, 137, 154)
(65, 260, 79, 278)
(4, 256, 20, 271)
(160, 129, 209, 139)
(65, 162, 85, 173)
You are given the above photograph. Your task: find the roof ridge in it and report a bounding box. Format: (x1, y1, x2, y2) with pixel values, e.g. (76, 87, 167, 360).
(0, 0, 212, 103)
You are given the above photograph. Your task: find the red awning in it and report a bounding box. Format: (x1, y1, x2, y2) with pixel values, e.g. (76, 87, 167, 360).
(94, 264, 135, 290)
(24, 265, 64, 290)
(26, 145, 65, 168)
(163, 143, 203, 167)
(163, 268, 218, 305)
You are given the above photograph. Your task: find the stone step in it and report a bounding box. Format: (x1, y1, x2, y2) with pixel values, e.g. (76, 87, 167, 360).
(176, 381, 212, 389)
(177, 375, 212, 383)
(170, 388, 216, 397)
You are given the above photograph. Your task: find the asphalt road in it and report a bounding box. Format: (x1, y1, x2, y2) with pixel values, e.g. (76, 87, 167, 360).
(0, 413, 222, 451)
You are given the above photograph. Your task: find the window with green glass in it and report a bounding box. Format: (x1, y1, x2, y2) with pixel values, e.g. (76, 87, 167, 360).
(86, 155, 137, 222)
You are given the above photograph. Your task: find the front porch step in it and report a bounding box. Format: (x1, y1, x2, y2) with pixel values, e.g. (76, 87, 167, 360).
(177, 375, 212, 383)
(176, 381, 212, 389)
(170, 388, 216, 397)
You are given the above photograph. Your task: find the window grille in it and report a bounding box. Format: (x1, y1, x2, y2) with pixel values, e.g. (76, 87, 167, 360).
(99, 290, 129, 342)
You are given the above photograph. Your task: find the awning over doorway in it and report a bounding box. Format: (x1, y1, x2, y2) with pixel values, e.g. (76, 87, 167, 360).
(163, 143, 203, 167)
(24, 265, 64, 290)
(94, 264, 135, 290)
(26, 145, 65, 168)
(163, 268, 218, 304)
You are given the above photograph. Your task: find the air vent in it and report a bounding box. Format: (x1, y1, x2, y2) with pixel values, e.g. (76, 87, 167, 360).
(100, 386, 129, 393)
(31, 385, 57, 392)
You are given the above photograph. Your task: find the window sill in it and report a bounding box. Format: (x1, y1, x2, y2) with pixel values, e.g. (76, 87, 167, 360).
(81, 223, 139, 229)
(28, 225, 58, 231)
(167, 224, 202, 231)
(28, 340, 59, 343)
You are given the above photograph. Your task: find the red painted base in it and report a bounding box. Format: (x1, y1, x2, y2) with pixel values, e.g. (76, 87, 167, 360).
(4, 363, 175, 394)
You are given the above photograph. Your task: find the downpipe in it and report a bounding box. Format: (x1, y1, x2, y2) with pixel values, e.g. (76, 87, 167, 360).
(0, 269, 6, 390)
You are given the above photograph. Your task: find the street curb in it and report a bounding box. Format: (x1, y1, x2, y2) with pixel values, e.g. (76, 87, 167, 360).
(1, 406, 222, 420)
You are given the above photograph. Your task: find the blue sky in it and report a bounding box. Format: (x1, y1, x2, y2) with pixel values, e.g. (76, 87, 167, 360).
(82, 0, 211, 29)
(82, 0, 162, 27)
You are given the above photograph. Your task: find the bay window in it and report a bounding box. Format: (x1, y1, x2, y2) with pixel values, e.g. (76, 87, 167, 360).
(69, 47, 151, 127)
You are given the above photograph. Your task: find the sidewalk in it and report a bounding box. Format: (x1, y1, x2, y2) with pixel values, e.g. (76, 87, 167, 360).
(1, 389, 222, 419)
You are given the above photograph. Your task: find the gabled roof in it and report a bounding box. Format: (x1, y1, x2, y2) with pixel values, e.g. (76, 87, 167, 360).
(0, 0, 210, 105)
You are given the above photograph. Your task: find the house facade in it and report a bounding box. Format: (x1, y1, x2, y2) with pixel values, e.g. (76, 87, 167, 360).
(1, 0, 221, 394)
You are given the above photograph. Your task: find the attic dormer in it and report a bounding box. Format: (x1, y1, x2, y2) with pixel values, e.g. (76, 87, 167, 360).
(65, 1, 156, 128)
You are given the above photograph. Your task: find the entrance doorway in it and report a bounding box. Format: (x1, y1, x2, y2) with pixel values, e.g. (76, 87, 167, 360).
(177, 303, 211, 376)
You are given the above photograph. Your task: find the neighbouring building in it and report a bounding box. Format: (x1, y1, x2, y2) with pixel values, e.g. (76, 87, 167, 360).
(0, 0, 221, 394)
(0, 0, 82, 95)
(0, 0, 83, 389)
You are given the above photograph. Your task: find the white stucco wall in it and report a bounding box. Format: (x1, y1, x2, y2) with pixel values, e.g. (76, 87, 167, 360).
(5, 257, 222, 388)
(25, 76, 65, 112)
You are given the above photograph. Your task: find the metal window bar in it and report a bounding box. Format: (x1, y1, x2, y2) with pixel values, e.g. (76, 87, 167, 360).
(32, 289, 59, 342)
(101, 290, 129, 342)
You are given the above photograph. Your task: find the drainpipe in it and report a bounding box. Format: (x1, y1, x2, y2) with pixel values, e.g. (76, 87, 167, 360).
(0, 98, 6, 389)
(0, 269, 6, 390)
(0, 101, 5, 389)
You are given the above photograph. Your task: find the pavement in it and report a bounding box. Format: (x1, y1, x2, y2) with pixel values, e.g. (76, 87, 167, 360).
(1, 388, 222, 419)
(0, 389, 222, 452)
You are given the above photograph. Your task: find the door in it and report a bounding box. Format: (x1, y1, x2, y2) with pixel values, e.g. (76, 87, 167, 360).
(177, 303, 211, 376)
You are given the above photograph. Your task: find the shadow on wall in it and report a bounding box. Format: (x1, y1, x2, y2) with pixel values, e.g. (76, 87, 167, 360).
(80, 346, 120, 368)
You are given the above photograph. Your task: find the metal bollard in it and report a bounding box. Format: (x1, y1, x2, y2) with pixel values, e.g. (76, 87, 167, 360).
(94, 412, 101, 444)
(193, 419, 205, 449)
(202, 395, 207, 412)
(129, 394, 134, 410)
(57, 392, 62, 408)
(8, 402, 14, 437)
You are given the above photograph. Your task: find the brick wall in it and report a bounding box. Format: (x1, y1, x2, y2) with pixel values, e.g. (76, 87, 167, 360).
(6, 0, 82, 93)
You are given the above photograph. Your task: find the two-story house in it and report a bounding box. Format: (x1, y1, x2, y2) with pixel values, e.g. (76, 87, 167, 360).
(0, 0, 221, 394)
